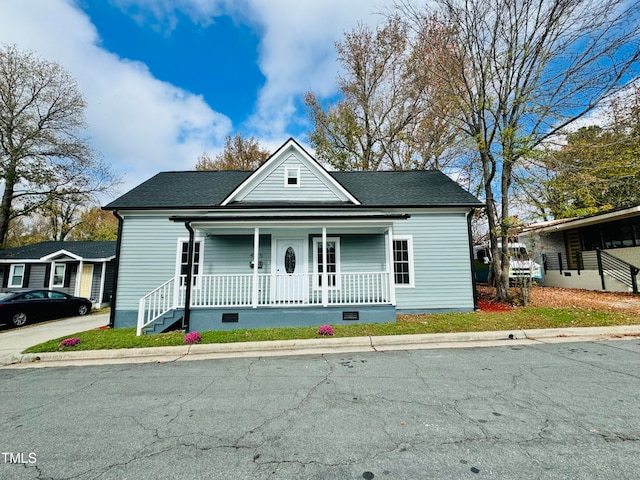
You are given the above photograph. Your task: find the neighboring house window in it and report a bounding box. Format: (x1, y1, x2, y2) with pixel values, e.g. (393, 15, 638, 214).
(52, 264, 66, 287)
(313, 237, 340, 288)
(284, 167, 300, 187)
(8, 264, 25, 288)
(393, 237, 414, 287)
(177, 240, 203, 287)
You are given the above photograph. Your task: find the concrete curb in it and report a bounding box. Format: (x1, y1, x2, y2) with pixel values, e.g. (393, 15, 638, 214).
(5, 325, 640, 368)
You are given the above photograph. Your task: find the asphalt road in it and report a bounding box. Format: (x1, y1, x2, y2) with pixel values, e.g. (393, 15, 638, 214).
(1, 340, 639, 480)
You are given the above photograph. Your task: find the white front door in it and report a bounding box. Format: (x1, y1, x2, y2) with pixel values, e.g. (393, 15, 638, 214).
(274, 238, 306, 302)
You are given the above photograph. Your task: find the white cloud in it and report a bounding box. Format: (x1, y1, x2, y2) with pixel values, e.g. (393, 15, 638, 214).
(0, 0, 397, 197)
(110, 0, 396, 142)
(0, 0, 232, 195)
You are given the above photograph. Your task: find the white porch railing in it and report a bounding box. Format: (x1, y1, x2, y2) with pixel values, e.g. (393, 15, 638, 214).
(137, 272, 393, 335)
(136, 278, 179, 336)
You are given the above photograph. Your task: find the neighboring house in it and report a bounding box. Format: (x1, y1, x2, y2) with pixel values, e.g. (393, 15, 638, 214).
(523, 204, 640, 293)
(103, 138, 483, 335)
(0, 241, 117, 307)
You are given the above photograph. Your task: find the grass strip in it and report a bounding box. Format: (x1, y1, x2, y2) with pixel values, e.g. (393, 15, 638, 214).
(23, 306, 639, 354)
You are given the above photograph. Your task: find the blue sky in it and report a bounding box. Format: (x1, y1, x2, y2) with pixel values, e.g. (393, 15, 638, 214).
(0, 0, 394, 195)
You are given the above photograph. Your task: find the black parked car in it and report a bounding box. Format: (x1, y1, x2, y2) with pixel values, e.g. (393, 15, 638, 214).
(0, 290, 92, 327)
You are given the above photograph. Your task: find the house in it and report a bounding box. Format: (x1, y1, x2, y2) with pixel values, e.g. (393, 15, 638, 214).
(103, 138, 484, 335)
(523, 204, 640, 293)
(0, 241, 117, 307)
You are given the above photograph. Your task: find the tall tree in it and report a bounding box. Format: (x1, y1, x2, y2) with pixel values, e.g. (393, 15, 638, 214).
(196, 133, 270, 171)
(37, 194, 88, 241)
(305, 16, 463, 171)
(519, 86, 640, 219)
(70, 207, 118, 241)
(0, 45, 118, 247)
(398, 0, 640, 301)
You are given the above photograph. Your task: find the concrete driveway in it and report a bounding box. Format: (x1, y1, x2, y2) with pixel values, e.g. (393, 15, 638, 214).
(0, 313, 109, 365)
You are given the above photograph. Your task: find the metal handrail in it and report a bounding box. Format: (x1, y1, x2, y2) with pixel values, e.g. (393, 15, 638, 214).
(596, 249, 639, 293)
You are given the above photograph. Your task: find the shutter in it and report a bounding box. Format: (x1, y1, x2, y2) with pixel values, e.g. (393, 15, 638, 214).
(44, 264, 51, 287)
(1, 265, 8, 288)
(23, 264, 31, 287)
(63, 264, 73, 288)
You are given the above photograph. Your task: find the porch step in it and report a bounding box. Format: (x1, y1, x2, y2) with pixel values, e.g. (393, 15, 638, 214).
(142, 309, 184, 335)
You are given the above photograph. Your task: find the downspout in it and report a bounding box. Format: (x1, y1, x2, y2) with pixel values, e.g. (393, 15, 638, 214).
(109, 210, 124, 328)
(182, 222, 196, 332)
(468, 209, 479, 310)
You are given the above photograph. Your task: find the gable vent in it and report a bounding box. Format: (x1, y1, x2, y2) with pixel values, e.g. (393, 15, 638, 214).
(222, 313, 239, 323)
(342, 311, 359, 321)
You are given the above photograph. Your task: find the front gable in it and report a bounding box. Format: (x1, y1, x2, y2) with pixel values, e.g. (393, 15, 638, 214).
(221, 138, 360, 206)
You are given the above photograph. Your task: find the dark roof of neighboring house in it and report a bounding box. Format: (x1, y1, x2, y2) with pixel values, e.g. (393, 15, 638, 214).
(0, 241, 116, 261)
(104, 170, 483, 210)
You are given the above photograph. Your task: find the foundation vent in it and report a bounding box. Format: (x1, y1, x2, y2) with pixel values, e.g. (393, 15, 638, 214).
(342, 311, 360, 321)
(222, 313, 239, 323)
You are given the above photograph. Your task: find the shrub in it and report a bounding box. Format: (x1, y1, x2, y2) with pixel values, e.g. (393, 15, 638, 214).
(184, 331, 202, 344)
(59, 337, 82, 347)
(317, 325, 334, 336)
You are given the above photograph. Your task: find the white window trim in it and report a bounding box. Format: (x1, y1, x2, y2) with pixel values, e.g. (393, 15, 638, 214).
(8, 264, 25, 288)
(393, 235, 415, 288)
(52, 263, 66, 288)
(312, 237, 341, 289)
(175, 237, 205, 288)
(284, 167, 300, 188)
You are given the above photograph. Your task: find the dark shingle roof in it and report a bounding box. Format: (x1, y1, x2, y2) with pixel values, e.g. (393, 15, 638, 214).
(0, 241, 116, 260)
(104, 169, 482, 210)
(332, 170, 481, 206)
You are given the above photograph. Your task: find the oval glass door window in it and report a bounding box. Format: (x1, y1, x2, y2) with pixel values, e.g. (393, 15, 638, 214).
(284, 247, 296, 273)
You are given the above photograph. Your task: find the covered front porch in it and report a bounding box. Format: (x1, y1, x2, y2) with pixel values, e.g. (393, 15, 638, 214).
(137, 214, 407, 334)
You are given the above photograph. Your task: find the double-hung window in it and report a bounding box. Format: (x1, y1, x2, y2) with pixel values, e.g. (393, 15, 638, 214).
(52, 264, 66, 287)
(177, 239, 203, 287)
(313, 237, 340, 288)
(393, 236, 414, 287)
(284, 167, 300, 187)
(8, 264, 25, 288)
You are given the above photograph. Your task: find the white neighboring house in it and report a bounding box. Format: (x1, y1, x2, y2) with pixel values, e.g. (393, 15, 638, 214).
(523, 205, 640, 293)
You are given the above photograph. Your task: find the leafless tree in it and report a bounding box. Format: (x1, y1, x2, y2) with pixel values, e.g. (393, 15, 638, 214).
(196, 133, 270, 171)
(0, 45, 118, 246)
(306, 16, 464, 171)
(398, 0, 640, 301)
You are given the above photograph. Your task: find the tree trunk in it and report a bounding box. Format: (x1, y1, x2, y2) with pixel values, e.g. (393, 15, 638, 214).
(0, 179, 15, 247)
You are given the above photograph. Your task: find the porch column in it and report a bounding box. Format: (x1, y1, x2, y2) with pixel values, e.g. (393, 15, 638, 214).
(386, 226, 397, 306)
(75, 260, 84, 296)
(252, 227, 260, 308)
(322, 227, 328, 306)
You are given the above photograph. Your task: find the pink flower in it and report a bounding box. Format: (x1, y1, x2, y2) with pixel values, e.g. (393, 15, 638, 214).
(59, 337, 81, 347)
(184, 331, 202, 344)
(318, 325, 334, 336)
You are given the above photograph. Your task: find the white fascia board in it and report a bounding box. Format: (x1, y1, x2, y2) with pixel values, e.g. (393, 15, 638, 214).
(532, 205, 640, 234)
(220, 139, 361, 206)
(39, 249, 82, 261)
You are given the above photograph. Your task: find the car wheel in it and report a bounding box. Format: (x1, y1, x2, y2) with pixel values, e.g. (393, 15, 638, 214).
(77, 304, 89, 316)
(12, 312, 28, 327)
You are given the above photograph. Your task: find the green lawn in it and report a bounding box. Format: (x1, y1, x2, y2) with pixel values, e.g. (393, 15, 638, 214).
(23, 306, 639, 354)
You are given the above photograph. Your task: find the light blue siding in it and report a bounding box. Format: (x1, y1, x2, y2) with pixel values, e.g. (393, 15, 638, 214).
(204, 235, 272, 274)
(241, 155, 344, 202)
(114, 210, 475, 328)
(309, 234, 386, 273)
(116, 216, 187, 311)
(394, 212, 474, 311)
